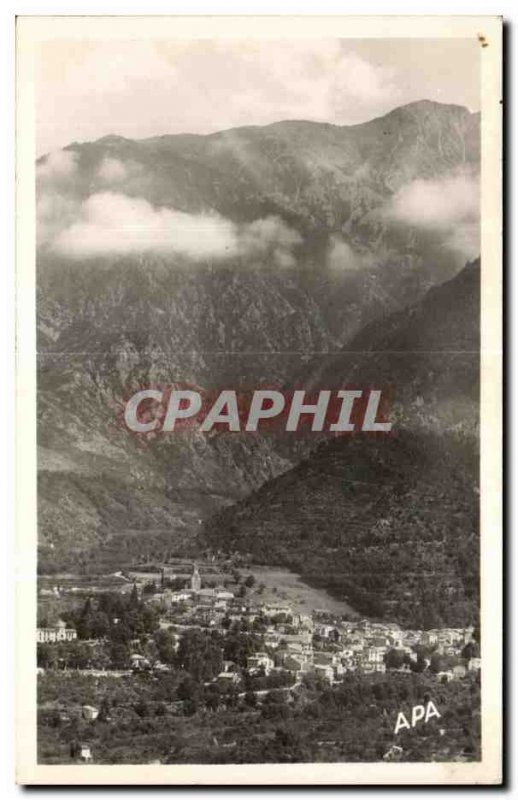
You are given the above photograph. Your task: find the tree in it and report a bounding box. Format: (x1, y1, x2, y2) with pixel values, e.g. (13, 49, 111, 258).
(110, 620, 132, 643)
(410, 655, 427, 673)
(67, 641, 91, 669)
(133, 701, 149, 718)
(154, 630, 176, 665)
(46, 709, 62, 728)
(176, 630, 222, 682)
(37, 643, 56, 669)
(384, 649, 405, 670)
(109, 641, 130, 669)
(224, 632, 261, 667)
(263, 689, 286, 705)
(98, 697, 112, 722)
(271, 726, 307, 762)
(129, 583, 140, 608)
(177, 676, 200, 704)
(76, 597, 95, 639)
(244, 691, 257, 708)
(244, 575, 256, 588)
(90, 611, 110, 640)
(182, 698, 198, 716)
(461, 641, 479, 660)
(204, 686, 221, 712)
(429, 653, 445, 674)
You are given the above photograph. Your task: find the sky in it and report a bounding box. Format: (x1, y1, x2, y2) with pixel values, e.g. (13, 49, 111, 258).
(36, 38, 480, 155)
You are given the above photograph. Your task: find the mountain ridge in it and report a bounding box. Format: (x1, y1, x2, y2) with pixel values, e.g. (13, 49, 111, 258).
(61, 99, 477, 153)
(36, 101, 480, 575)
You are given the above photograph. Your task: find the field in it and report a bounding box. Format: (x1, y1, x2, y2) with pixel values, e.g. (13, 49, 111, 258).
(246, 566, 358, 617)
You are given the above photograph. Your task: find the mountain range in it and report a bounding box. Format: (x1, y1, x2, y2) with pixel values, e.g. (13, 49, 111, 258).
(36, 100, 480, 606)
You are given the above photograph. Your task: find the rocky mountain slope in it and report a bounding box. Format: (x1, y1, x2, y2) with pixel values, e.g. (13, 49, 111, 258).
(36, 101, 480, 572)
(302, 258, 480, 434)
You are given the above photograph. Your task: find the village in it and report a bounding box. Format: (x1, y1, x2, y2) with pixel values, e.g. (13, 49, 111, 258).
(37, 561, 481, 688)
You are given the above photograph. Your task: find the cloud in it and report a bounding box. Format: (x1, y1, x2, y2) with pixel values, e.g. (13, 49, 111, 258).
(36, 40, 404, 154)
(37, 192, 79, 249)
(238, 216, 302, 268)
(37, 149, 78, 180)
(444, 223, 480, 260)
(327, 236, 362, 272)
(384, 171, 480, 258)
(330, 51, 400, 108)
(45, 191, 301, 266)
(34, 147, 303, 267)
(386, 173, 479, 229)
(97, 157, 128, 183)
(52, 193, 239, 261)
(37, 150, 82, 248)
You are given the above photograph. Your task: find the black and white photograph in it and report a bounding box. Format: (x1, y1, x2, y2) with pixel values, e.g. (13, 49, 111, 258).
(14, 14, 502, 785)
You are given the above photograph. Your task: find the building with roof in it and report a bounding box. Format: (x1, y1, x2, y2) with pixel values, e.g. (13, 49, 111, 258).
(37, 619, 77, 643)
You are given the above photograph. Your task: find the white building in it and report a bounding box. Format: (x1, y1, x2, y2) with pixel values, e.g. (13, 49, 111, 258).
(37, 620, 77, 643)
(81, 705, 99, 721)
(247, 652, 274, 675)
(312, 664, 334, 682)
(365, 646, 385, 664)
(79, 744, 93, 762)
(261, 604, 292, 618)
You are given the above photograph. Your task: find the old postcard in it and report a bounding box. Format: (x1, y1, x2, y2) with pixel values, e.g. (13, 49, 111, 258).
(16, 15, 502, 784)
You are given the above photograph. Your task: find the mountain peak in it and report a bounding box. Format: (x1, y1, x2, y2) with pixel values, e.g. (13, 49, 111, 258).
(379, 98, 472, 122)
(95, 134, 131, 146)
(400, 98, 470, 112)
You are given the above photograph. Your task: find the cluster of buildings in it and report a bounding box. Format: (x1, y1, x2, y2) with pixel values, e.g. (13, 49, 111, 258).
(147, 563, 235, 616)
(239, 619, 479, 685)
(36, 564, 481, 686)
(142, 565, 480, 685)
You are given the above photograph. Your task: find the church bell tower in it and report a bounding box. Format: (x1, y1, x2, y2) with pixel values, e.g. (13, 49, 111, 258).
(191, 563, 201, 593)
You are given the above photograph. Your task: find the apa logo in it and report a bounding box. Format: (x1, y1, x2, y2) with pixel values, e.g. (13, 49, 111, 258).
(394, 701, 441, 735)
